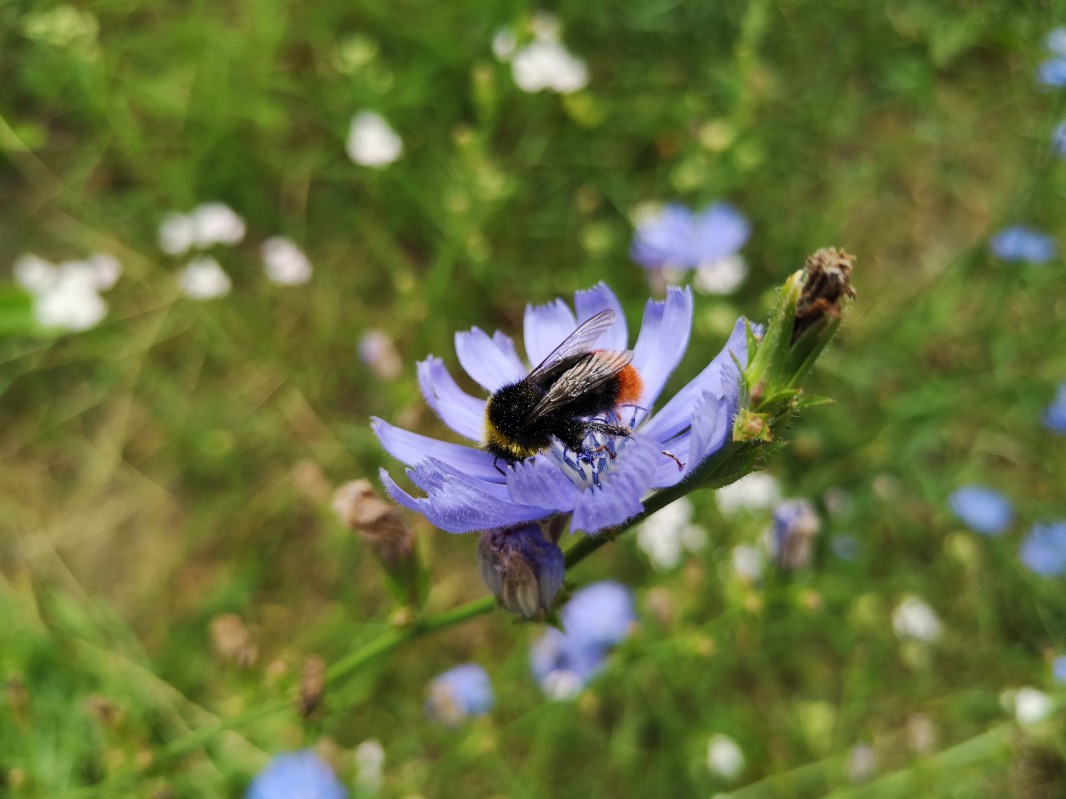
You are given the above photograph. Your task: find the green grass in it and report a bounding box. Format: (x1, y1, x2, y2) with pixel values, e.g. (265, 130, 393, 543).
(2, 0, 1066, 796)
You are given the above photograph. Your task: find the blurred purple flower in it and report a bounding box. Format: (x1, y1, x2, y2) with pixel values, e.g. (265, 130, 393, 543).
(1054, 655, 1066, 684)
(631, 203, 750, 271)
(374, 283, 751, 534)
(425, 664, 494, 724)
(769, 499, 821, 569)
(1043, 381, 1066, 434)
(1053, 122, 1066, 158)
(1038, 58, 1066, 88)
(948, 485, 1013, 536)
(1020, 521, 1066, 576)
(989, 226, 1056, 263)
(530, 580, 635, 698)
(246, 750, 347, 799)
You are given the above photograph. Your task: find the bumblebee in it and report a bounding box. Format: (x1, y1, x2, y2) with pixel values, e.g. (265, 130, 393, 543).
(484, 309, 645, 467)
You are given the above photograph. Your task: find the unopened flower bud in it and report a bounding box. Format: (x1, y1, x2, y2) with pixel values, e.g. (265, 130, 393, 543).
(333, 479, 423, 606)
(791, 247, 857, 344)
(734, 408, 772, 442)
(769, 499, 821, 570)
(478, 524, 564, 619)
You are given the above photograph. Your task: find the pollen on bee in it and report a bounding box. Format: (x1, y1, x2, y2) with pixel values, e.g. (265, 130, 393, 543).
(615, 363, 644, 406)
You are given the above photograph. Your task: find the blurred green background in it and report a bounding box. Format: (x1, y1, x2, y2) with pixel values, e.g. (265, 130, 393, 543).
(2, 0, 1066, 796)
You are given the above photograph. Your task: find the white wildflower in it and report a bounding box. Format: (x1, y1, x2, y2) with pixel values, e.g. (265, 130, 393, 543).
(14, 254, 57, 294)
(892, 596, 942, 643)
(354, 739, 385, 792)
(511, 40, 588, 94)
(715, 472, 781, 517)
(846, 743, 876, 783)
(706, 734, 745, 781)
(491, 27, 517, 61)
(191, 202, 246, 248)
(635, 498, 707, 571)
(731, 545, 764, 584)
(261, 236, 312, 285)
(158, 212, 196, 256)
(1013, 687, 1054, 725)
(179, 256, 231, 300)
(347, 111, 404, 168)
(88, 253, 122, 291)
(34, 266, 107, 331)
(694, 255, 748, 295)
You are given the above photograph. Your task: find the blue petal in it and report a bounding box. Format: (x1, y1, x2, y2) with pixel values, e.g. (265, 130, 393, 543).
(631, 286, 693, 421)
(574, 282, 628, 351)
(689, 202, 751, 264)
(630, 204, 694, 268)
(455, 326, 526, 391)
(948, 485, 1013, 536)
(372, 417, 502, 482)
(990, 226, 1056, 263)
(524, 299, 578, 366)
(246, 750, 347, 799)
(381, 460, 552, 533)
(417, 357, 486, 441)
(1020, 521, 1066, 576)
(642, 317, 748, 443)
(570, 436, 659, 532)
(561, 581, 636, 648)
(650, 390, 731, 489)
(506, 458, 581, 511)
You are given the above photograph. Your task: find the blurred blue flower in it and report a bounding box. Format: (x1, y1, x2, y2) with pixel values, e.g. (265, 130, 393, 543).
(246, 750, 347, 799)
(1048, 27, 1066, 56)
(989, 226, 1056, 263)
(530, 581, 636, 698)
(630, 202, 750, 270)
(1054, 656, 1066, 684)
(478, 524, 565, 619)
(769, 499, 821, 569)
(1043, 381, 1066, 434)
(1038, 57, 1066, 87)
(948, 485, 1013, 536)
(374, 283, 751, 534)
(1053, 122, 1066, 158)
(425, 664, 494, 725)
(1020, 521, 1066, 576)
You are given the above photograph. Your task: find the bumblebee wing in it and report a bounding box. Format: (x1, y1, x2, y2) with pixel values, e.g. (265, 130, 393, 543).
(525, 309, 617, 385)
(524, 349, 634, 422)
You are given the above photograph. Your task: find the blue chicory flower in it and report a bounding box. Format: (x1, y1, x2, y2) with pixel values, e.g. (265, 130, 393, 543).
(246, 750, 347, 799)
(530, 580, 636, 698)
(989, 226, 1056, 263)
(1053, 122, 1066, 158)
(769, 498, 821, 569)
(948, 485, 1013, 536)
(374, 283, 750, 534)
(1020, 521, 1066, 576)
(1038, 57, 1066, 87)
(425, 663, 495, 724)
(1054, 655, 1066, 684)
(630, 202, 750, 271)
(1043, 380, 1066, 434)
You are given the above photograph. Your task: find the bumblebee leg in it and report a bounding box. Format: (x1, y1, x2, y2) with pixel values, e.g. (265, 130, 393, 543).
(584, 421, 632, 438)
(493, 457, 506, 476)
